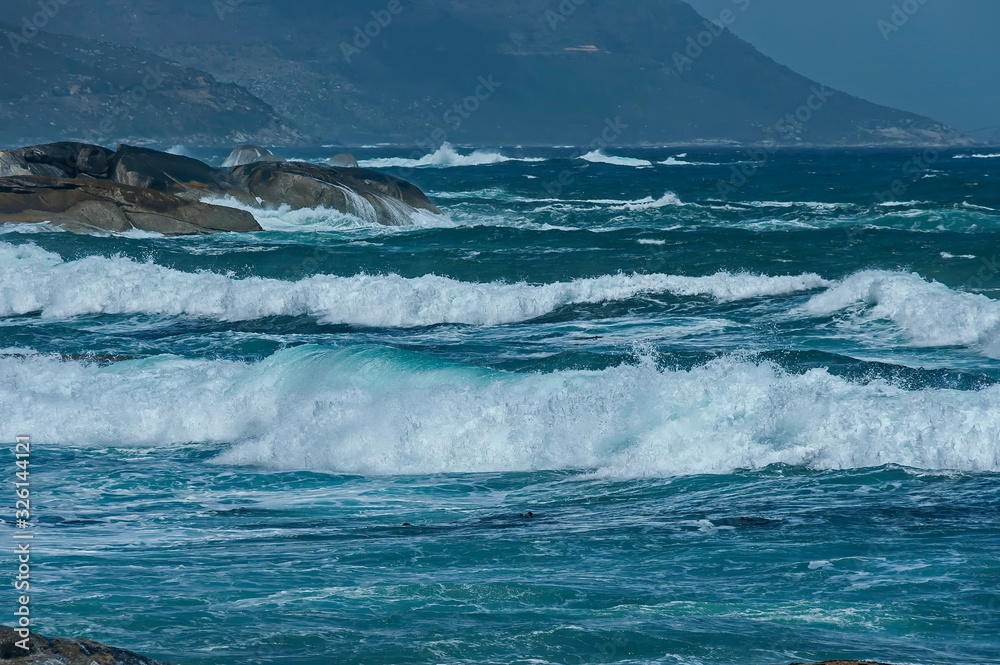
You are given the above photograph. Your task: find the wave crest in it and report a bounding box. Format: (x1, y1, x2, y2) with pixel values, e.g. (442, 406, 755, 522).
(0, 242, 828, 327)
(358, 143, 545, 168)
(579, 150, 653, 167)
(3, 348, 997, 476)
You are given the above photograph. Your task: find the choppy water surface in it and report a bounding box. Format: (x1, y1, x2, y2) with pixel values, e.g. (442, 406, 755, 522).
(3, 146, 1000, 664)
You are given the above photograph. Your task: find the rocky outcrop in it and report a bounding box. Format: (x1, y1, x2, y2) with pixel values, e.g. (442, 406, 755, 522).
(0, 176, 262, 235)
(111, 145, 254, 204)
(15, 142, 115, 179)
(0, 21, 307, 147)
(0, 626, 166, 665)
(0, 143, 440, 233)
(222, 144, 285, 168)
(230, 161, 440, 225)
(0, 151, 65, 178)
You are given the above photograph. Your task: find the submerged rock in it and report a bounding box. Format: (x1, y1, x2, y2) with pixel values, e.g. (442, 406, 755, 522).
(111, 145, 255, 203)
(327, 153, 359, 167)
(0, 626, 166, 664)
(230, 160, 440, 225)
(222, 144, 286, 168)
(15, 142, 115, 178)
(0, 176, 261, 235)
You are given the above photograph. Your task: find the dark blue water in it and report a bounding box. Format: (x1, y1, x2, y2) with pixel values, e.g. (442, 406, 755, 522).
(2, 146, 999, 664)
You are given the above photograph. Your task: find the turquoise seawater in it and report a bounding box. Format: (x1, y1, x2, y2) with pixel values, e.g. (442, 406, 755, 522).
(2, 146, 1000, 664)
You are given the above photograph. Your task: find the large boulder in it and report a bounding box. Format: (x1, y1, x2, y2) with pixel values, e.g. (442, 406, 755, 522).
(222, 144, 285, 168)
(111, 144, 255, 204)
(229, 161, 440, 225)
(0, 176, 262, 235)
(15, 142, 115, 178)
(0, 626, 166, 664)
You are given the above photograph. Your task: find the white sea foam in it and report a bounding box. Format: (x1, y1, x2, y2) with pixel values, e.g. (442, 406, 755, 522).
(429, 189, 686, 210)
(741, 200, 847, 211)
(0, 222, 64, 235)
(579, 150, 653, 167)
(609, 192, 685, 210)
(953, 153, 1000, 159)
(3, 348, 997, 476)
(0, 242, 827, 326)
(800, 270, 1000, 353)
(357, 143, 545, 168)
(203, 196, 455, 232)
(876, 201, 927, 208)
(658, 154, 723, 166)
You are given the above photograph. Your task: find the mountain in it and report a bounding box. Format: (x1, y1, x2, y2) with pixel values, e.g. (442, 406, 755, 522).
(0, 0, 971, 146)
(0, 20, 304, 146)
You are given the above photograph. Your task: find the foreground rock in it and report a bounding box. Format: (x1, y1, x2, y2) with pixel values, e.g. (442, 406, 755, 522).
(222, 144, 285, 168)
(0, 176, 261, 235)
(0, 626, 166, 664)
(231, 160, 440, 224)
(0, 142, 440, 233)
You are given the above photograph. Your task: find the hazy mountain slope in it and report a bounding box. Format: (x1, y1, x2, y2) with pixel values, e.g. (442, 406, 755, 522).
(0, 21, 305, 146)
(0, 0, 969, 146)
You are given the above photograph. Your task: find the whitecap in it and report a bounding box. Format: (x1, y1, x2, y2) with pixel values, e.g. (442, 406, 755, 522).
(579, 150, 653, 167)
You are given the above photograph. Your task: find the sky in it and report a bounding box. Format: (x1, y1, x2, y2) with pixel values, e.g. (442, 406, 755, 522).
(683, 0, 1000, 141)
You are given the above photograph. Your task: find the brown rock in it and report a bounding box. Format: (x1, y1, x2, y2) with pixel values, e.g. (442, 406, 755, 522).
(0, 626, 166, 664)
(110, 144, 255, 204)
(0, 150, 65, 178)
(0, 176, 262, 235)
(230, 160, 440, 225)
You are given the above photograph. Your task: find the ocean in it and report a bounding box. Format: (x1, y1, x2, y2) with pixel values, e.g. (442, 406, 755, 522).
(2, 145, 999, 664)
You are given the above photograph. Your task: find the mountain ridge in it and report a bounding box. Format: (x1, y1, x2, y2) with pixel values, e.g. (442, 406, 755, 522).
(0, 0, 973, 147)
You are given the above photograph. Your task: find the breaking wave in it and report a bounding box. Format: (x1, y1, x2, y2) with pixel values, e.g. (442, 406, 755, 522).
(0, 242, 827, 327)
(579, 151, 653, 167)
(800, 270, 1000, 355)
(358, 143, 546, 168)
(2, 347, 997, 476)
